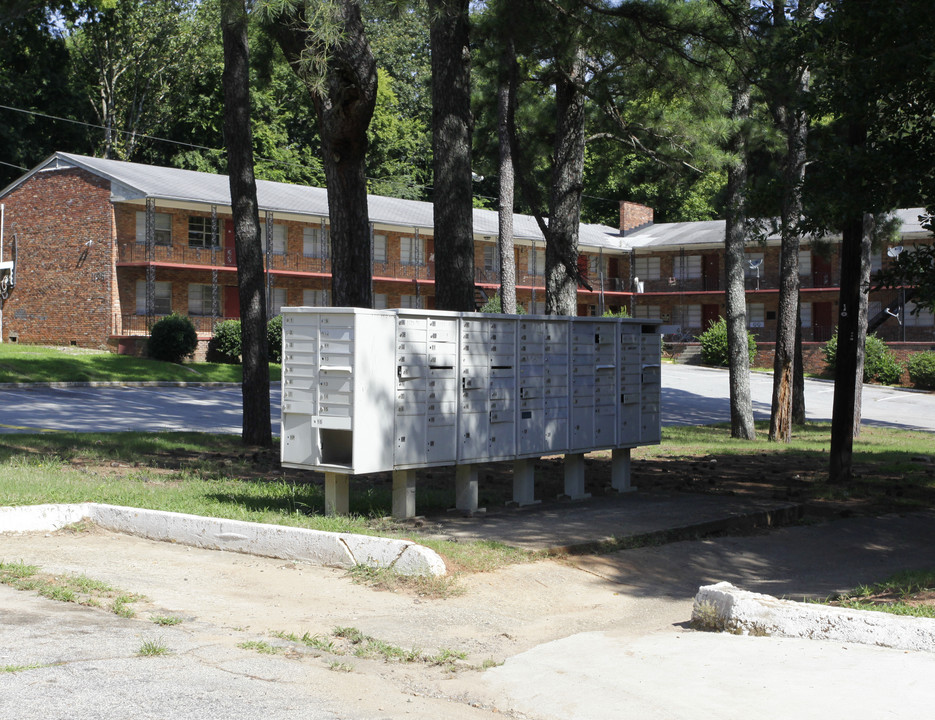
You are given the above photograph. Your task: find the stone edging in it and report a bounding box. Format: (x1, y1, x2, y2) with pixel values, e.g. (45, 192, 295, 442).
(0, 503, 446, 577)
(693, 581, 935, 653)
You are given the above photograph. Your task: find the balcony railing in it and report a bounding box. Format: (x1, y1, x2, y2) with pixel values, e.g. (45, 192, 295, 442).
(636, 272, 842, 294)
(116, 313, 238, 337)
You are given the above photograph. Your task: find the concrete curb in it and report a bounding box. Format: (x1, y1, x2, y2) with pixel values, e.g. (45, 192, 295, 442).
(693, 581, 935, 653)
(0, 503, 446, 577)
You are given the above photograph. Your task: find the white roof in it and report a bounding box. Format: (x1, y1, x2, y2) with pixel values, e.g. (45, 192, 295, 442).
(3, 153, 927, 252)
(3, 152, 629, 253)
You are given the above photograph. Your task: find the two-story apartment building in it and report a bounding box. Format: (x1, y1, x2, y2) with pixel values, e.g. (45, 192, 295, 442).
(0, 152, 930, 358)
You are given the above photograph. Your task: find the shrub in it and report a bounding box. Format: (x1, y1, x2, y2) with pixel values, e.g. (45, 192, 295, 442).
(822, 330, 904, 384)
(210, 319, 242, 364)
(696, 317, 756, 367)
(148, 313, 197, 363)
(267, 315, 283, 364)
(479, 295, 526, 314)
(602, 307, 631, 318)
(907, 351, 935, 390)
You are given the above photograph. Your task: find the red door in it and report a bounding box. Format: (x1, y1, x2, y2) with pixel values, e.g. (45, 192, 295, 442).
(813, 301, 833, 341)
(812, 254, 832, 287)
(224, 286, 240, 318)
(224, 223, 237, 266)
(702, 303, 720, 330)
(703, 254, 719, 291)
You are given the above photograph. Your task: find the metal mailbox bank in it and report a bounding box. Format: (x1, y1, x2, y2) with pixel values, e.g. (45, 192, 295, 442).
(280, 307, 662, 518)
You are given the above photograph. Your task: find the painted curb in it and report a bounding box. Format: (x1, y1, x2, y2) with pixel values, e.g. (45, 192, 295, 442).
(0, 503, 446, 577)
(693, 581, 935, 653)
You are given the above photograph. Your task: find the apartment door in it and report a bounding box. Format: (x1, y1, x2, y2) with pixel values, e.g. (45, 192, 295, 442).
(812, 254, 832, 287)
(223, 224, 237, 266)
(702, 303, 720, 330)
(224, 286, 241, 318)
(608, 257, 620, 289)
(813, 301, 833, 341)
(702, 254, 719, 291)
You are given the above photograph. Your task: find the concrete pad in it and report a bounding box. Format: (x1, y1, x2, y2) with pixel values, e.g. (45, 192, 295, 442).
(483, 629, 935, 720)
(0, 503, 446, 577)
(694, 581, 935, 652)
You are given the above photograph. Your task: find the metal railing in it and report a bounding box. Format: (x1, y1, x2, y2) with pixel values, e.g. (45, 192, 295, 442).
(116, 313, 238, 336)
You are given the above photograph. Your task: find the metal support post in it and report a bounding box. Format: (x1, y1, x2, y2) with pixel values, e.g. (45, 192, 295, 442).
(324, 472, 349, 516)
(392, 469, 417, 519)
(265, 210, 273, 318)
(512, 459, 539, 506)
(144, 198, 156, 328)
(563, 453, 590, 500)
(611, 447, 636, 493)
(455, 464, 481, 514)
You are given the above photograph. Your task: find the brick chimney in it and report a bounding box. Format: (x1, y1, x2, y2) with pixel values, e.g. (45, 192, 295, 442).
(619, 201, 653, 236)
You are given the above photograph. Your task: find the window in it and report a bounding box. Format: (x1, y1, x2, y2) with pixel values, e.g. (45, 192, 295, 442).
(673, 255, 701, 280)
(798, 250, 812, 277)
(906, 302, 935, 327)
(400, 236, 424, 266)
(135, 211, 172, 246)
(135, 281, 171, 315)
(528, 299, 546, 315)
(632, 304, 660, 319)
(870, 252, 883, 274)
(747, 303, 765, 327)
(188, 284, 215, 316)
(270, 288, 287, 316)
(633, 256, 661, 281)
(260, 223, 287, 255)
(399, 294, 421, 308)
(303, 226, 329, 258)
(680, 304, 702, 328)
(527, 248, 545, 275)
(588, 255, 607, 279)
(188, 216, 218, 249)
(483, 246, 500, 273)
(800, 301, 812, 328)
(302, 289, 331, 307)
(373, 234, 387, 264)
(373, 293, 388, 309)
(868, 300, 882, 321)
(745, 253, 765, 277)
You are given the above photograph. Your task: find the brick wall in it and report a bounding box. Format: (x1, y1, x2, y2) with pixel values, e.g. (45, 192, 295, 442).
(2, 168, 116, 347)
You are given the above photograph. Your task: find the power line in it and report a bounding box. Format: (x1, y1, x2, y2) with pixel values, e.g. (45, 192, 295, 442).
(0, 102, 430, 193)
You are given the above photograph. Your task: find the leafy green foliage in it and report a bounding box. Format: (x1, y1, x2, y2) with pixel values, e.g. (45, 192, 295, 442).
(822, 331, 904, 384)
(479, 295, 526, 314)
(210, 319, 242, 364)
(267, 314, 283, 364)
(148, 313, 197, 363)
(907, 351, 935, 390)
(696, 317, 755, 367)
(602, 308, 630, 318)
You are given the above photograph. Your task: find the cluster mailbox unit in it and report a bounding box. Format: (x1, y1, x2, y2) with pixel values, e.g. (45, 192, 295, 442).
(280, 307, 662, 518)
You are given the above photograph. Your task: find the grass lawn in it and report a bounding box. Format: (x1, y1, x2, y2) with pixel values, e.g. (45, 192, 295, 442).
(0, 344, 280, 383)
(0, 422, 933, 572)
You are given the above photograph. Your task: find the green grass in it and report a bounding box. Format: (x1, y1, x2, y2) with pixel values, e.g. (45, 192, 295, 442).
(2, 663, 49, 673)
(0, 561, 144, 616)
(827, 569, 935, 618)
(152, 615, 183, 626)
(138, 638, 170, 657)
(1, 423, 933, 577)
(0, 344, 280, 383)
(238, 640, 285, 655)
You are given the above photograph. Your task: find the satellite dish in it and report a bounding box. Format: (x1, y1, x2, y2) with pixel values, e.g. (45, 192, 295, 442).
(748, 259, 763, 269)
(887, 246, 904, 258)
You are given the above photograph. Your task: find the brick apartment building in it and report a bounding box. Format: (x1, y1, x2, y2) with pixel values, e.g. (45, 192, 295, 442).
(0, 152, 931, 359)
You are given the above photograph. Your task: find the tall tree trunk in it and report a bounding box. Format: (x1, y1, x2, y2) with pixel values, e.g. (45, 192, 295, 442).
(269, 1, 376, 308)
(829, 116, 870, 483)
(221, 0, 271, 446)
(724, 83, 756, 440)
(546, 46, 586, 317)
(496, 34, 517, 315)
(852, 212, 873, 437)
(430, 0, 475, 311)
(769, 67, 809, 442)
(792, 301, 806, 424)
